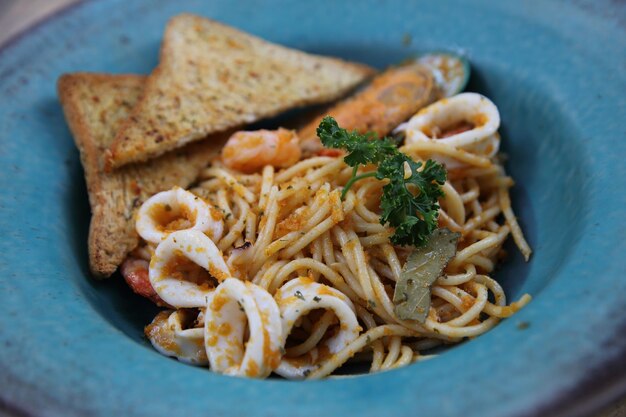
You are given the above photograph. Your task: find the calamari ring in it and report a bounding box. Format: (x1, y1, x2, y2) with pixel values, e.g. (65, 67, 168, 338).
(204, 278, 283, 378)
(402, 93, 500, 166)
(149, 230, 231, 308)
(136, 187, 223, 244)
(274, 277, 360, 379)
(145, 309, 207, 365)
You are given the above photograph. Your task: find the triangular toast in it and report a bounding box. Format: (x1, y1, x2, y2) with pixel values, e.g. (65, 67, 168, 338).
(106, 14, 374, 169)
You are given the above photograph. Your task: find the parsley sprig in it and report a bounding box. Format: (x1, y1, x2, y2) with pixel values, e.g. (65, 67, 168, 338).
(316, 116, 446, 246)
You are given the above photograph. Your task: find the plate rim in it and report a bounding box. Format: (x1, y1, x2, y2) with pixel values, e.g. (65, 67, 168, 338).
(0, 1, 625, 416)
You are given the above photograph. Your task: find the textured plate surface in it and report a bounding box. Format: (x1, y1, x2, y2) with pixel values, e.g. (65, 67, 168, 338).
(0, 1, 625, 416)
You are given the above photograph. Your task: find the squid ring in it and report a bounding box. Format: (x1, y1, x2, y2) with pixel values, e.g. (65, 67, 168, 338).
(136, 187, 223, 244)
(145, 309, 208, 365)
(204, 278, 283, 378)
(149, 230, 231, 308)
(404, 92, 500, 147)
(274, 277, 360, 379)
(399, 93, 501, 168)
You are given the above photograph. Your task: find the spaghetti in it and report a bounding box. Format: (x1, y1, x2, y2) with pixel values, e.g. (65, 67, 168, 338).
(130, 92, 531, 379)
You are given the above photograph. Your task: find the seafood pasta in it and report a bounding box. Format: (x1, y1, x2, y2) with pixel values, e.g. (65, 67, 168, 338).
(123, 90, 532, 379)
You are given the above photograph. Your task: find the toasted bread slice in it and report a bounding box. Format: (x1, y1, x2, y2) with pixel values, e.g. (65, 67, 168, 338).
(106, 14, 374, 169)
(58, 73, 226, 278)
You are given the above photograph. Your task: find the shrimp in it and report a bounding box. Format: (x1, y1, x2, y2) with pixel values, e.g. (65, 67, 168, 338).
(120, 257, 168, 307)
(297, 63, 439, 155)
(221, 128, 301, 173)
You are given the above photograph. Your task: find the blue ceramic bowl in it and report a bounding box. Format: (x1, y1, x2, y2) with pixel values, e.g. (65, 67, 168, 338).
(1, 1, 625, 416)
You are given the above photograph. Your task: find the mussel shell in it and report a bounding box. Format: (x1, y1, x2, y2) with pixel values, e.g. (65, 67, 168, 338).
(413, 52, 470, 97)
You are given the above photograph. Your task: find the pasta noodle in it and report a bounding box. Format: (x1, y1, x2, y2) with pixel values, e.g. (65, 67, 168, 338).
(132, 92, 532, 379)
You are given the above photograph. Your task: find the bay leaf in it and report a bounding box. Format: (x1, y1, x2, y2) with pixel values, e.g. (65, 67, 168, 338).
(393, 228, 460, 322)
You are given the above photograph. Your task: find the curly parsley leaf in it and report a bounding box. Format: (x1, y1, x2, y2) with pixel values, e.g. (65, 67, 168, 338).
(317, 116, 397, 166)
(378, 156, 446, 246)
(317, 116, 447, 246)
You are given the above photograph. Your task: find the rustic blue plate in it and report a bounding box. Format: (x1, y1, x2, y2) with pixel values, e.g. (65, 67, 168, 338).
(0, 1, 625, 416)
